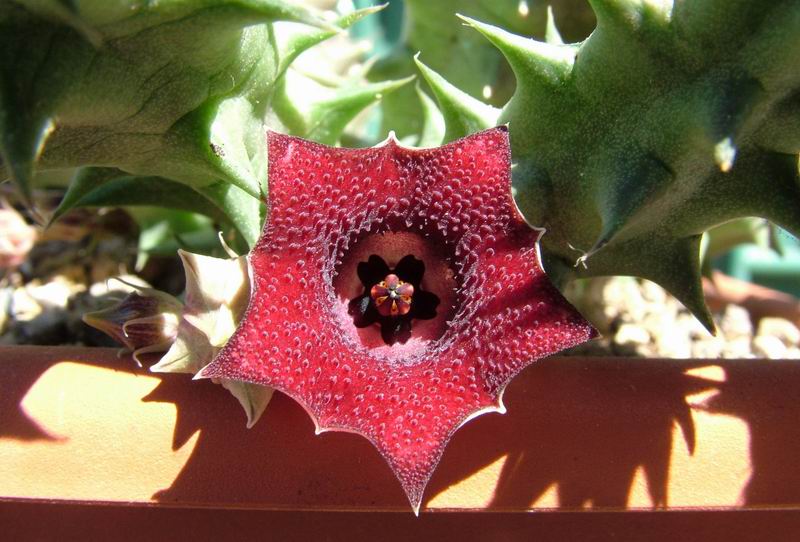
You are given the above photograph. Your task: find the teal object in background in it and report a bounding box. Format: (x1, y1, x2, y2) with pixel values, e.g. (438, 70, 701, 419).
(352, 0, 404, 55)
(716, 229, 800, 297)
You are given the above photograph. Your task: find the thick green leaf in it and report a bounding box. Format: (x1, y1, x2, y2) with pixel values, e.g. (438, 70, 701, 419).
(196, 181, 262, 248)
(273, 72, 414, 145)
(456, 3, 800, 330)
(414, 84, 445, 148)
(52, 168, 223, 222)
(274, 5, 385, 79)
(366, 0, 596, 141)
(414, 55, 499, 143)
(49, 167, 264, 247)
(305, 76, 415, 145)
(0, 0, 338, 206)
(127, 208, 219, 270)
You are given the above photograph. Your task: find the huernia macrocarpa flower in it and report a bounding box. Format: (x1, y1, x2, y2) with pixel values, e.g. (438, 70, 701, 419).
(199, 126, 597, 512)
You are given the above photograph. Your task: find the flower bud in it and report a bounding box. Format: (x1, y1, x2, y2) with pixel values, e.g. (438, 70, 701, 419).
(83, 287, 183, 365)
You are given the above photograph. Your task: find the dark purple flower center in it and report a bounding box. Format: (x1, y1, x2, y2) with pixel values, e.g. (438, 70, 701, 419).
(348, 254, 440, 345)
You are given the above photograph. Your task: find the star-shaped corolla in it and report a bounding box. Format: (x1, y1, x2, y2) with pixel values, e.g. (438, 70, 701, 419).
(200, 126, 596, 513)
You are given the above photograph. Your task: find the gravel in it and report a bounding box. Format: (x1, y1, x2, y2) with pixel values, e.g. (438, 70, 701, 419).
(564, 276, 800, 358)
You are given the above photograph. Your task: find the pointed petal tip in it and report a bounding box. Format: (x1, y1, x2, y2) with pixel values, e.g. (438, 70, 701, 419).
(573, 252, 589, 269)
(494, 390, 508, 415)
(376, 130, 401, 149)
(455, 398, 508, 432)
(131, 351, 146, 367)
(216, 231, 240, 258)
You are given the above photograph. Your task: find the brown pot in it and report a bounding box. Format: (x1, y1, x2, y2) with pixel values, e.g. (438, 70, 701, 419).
(2, 346, 799, 539)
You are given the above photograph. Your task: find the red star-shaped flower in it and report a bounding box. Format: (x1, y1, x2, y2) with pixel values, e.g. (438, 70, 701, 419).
(200, 126, 596, 512)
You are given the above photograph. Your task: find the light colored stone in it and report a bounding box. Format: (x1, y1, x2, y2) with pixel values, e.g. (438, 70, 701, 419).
(752, 335, 788, 359)
(721, 337, 755, 359)
(641, 310, 673, 338)
(756, 317, 800, 346)
(615, 324, 651, 346)
(718, 305, 753, 339)
(27, 278, 80, 310)
(655, 325, 692, 358)
(603, 277, 648, 323)
(7, 274, 88, 344)
(11, 286, 43, 322)
(678, 312, 713, 340)
(639, 279, 668, 305)
(786, 347, 800, 360)
(574, 276, 762, 358)
(692, 337, 725, 358)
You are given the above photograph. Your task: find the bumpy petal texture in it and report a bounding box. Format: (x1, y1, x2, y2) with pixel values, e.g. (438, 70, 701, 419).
(200, 126, 596, 512)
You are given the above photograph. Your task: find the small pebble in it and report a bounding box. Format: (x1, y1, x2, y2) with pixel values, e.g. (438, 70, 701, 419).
(719, 305, 753, 339)
(756, 318, 800, 347)
(752, 335, 788, 359)
(722, 337, 755, 359)
(615, 323, 651, 345)
(692, 337, 725, 359)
